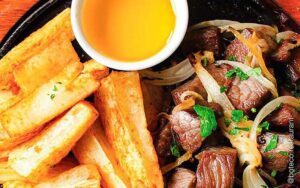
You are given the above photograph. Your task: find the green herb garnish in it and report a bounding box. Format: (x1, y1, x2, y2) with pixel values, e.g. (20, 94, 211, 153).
(228, 55, 237, 61)
(170, 142, 181, 157)
(49, 94, 56, 100)
(229, 128, 239, 135)
(278, 151, 289, 156)
(244, 56, 249, 61)
(53, 85, 58, 92)
(271, 170, 277, 177)
(265, 134, 278, 152)
(257, 121, 270, 133)
(276, 38, 283, 44)
(251, 108, 257, 113)
(275, 103, 283, 110)
(224, 118, 231, 127)
(261, 185, 267, 188)
(247, 67, 262, 76)
(202, 57, 208, 66)
(268, 154, 275, 159)
(220, 86, 228, 93)
(194, 105, 217, 138)
(225, 67, 249, 80)
(231, 110, 244, 122)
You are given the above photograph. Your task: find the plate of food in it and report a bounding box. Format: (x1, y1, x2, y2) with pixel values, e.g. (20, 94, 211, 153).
(0, 0, 299, 187)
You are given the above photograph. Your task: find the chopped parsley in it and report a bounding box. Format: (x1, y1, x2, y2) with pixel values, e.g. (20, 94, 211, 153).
(49, 94, 56, 100)
(228, 55, 237, 61)
(48, 82, 61, 100)
(276, 38, 283, 44)
(53, 85, 58, 92)
(257, 121, 270, 133)
(220, 86, 228, 93)
(225, 67, 249, 80)
(265, 134, 278, 152)
(224, 118, 231, 127)
(261, 185, 267, 188)
(231, 110, 244, 122)
(271, 170, 277, 177)
(170, 142, 181, 157)
(275, 103, 283, 110)
(278, 151, 289, 156)
(244, 56, 249, 61)
(251, 108, 257, 113)
(229, 127, 250, 135)
(202, 57, 208, 66)
(268, 154, 275, 159)
(194, 105, 217, 138)
(247, 67, 262, 76)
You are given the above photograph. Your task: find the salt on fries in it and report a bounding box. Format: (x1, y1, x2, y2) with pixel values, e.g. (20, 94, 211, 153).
(0, 7, 163, 188)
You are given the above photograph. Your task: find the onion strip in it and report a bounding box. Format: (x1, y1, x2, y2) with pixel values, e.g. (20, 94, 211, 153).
(243, 165, 268, 188)
(139, 59, 194, 86)
(216, 60, 278, 97)
(161, 151, 192, 174)
(179, 91, 204, 102)
(228, 27, 277, 86)
(188, 19, 240, 32)
(250, 96, 300, 141)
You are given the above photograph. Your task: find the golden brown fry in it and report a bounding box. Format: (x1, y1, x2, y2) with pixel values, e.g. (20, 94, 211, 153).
(8, 101, 98, 180)
(0, 60, 107, 138)
(35, 165, 101, 188)
(95, 71, 163, 188)
(73, 119, 129, 188)
(141, 81, 165, 131)
(0, 35, 80, 114)
(0, 161, 25, 184)
(3, 180, 33, 188)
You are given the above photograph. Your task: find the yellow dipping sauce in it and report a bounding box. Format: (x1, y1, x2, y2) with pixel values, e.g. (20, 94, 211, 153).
(81, 0, 176, 62)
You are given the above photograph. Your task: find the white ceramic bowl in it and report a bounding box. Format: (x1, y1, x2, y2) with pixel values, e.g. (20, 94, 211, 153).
(71, 0, 189, 71)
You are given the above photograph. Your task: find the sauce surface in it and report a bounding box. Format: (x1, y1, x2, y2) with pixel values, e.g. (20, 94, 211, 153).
(81, 0, 176, 62)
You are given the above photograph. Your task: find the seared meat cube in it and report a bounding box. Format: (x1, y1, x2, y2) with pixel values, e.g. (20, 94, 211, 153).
(272, 40, 292, 62)
(171, 77, 207, 105)
(268, 104, 300, 127)
(287, 47, 300, 83)
(206, 64, 233, 87)
(170, 110, 203, 152)
(195, 147, 237, 188)
(170, 101, 222, 152)
(258, 132, 293, 172)
(225, 29, 252, 63)
(168, 168, 196, 188)
(227, 77, 270, 115)
(181, 26, 222, 57)
(155, 123, 173, 165)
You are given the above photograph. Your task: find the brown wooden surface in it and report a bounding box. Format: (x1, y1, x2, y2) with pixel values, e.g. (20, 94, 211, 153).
(0, 0, 299, 42)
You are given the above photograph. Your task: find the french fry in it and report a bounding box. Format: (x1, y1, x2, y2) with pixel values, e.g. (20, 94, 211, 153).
(0, 35, 80, 114)
(35, 165, 101, 188)
(95, 71, 164, 188)
(73, 119, 129, 188)
(8, 101, 98, 180)
(0, 161, 25, 184)
(3, 180, 33, 188)
(0, 60, 107, 138)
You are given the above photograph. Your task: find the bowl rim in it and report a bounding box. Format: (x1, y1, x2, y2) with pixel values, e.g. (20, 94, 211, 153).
(71, 0, 189, 71)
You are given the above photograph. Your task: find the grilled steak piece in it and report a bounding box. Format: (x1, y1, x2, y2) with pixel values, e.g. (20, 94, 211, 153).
(171, 77, 207, 105)
(287, 47, 300, 83)
(168, 168, 196, 188)
(272, 40, 292, 62)
(258, 132, 293, 172)
(181, 26, 222, 57)
(206, 64, 233, 87)
(155, 123, 173, 165)
(227, 77, 270, 115)
(195, 147, 237, 188)
(225, 29, 252, 63)
(170, 101, 222, 152)
(268, 104, 300, 127)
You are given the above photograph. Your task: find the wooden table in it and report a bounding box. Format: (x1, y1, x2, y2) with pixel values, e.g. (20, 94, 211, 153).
(0, 0, 300, 42)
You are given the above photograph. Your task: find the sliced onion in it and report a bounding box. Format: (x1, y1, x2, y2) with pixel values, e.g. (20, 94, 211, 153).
(229, 27, 277, 86)
(250, 96, 300, 141)
(275, 31, 300, 51)
(139, 58, 194, 86)
(243, 165, 268, 188)
(216, 60, 278, 97)
(161, 151, 193, 174)
(188, 19, 240, 32)
(221, 23, 277, 37)
(189, 54, 235, 113)
(179, 91, 204, 102)
(172, 98, 195, 114)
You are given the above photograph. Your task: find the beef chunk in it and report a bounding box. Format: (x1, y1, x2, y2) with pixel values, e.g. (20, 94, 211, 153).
(195, 147, 237, 188)
(181, 26, 221, 57)
(155, 123, 172, 165)
(206, 64, 233, 87)
(287, 47, 300, 83)
(168, 168, 196, 188)
(268, 104, 300, 127)
(225, 29, 252, 63)
(258, 132, 293, 172)
(272, 40, 293, 62)
(170, 110, 202, 152)
(227, 77, 270, 115)
(170, 101, 222, 152)
(171, 77, 207, 105)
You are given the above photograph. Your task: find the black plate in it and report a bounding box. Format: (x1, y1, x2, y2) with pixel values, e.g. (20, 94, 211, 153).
(0, 0, 299, 59)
